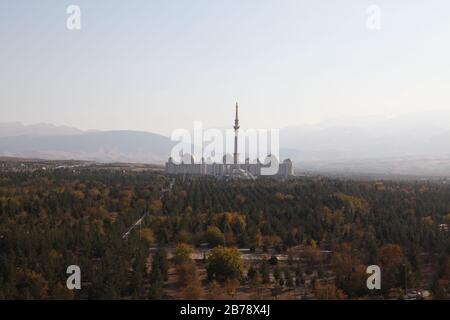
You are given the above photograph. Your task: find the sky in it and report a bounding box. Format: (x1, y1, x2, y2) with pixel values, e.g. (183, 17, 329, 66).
(1, 0, 450, 136)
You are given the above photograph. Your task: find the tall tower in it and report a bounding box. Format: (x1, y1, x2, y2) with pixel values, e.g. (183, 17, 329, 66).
(233, 102, 240, 165)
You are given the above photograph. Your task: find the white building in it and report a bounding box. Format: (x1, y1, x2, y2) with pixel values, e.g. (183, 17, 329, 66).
(165, 103, 295, 179)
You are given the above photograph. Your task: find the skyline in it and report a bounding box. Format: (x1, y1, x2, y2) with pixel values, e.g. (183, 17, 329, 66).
(1, 1, 450, 135)
(4, 106, 450, 135)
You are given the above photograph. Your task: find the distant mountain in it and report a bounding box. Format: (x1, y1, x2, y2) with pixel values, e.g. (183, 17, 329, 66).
(0, 126, 175, 164)
(2, 109, 450, 177)
(0, 122, 82, 138)
(280, 109, 450, 176)
(281, 110, 450, 159)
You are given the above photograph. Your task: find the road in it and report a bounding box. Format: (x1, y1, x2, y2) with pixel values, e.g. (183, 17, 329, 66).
(122, 178, 175, 239)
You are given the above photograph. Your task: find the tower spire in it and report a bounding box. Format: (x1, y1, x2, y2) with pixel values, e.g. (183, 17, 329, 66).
(234, 102, 240, 130)
(233, 102, 239, 165)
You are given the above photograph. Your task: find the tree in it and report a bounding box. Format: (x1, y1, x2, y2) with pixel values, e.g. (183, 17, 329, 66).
(181, 278, 204, 300)
(313, 281, 347, 300)
(247, 265, 257, 282)
(259, 259, 271, 284)
(149, 199, 163, 214)
(225, 278, 240, 299)
(284, 270, 294, 288)
(148, 266, 164, 299)
(173, 243, 193, 266)
(273, 268, 281, 281)
(180, 263, 204, 300)
(176, 261, 197, 287)
(379, 244, 404, 291)
(139, 228, 155, 245)
(148, 279, 163, 299)
(207, 246, 243, 282)
(51, 282, 75, 300)
(151, 248, 169, 282)
(249, 272, 264, 299)
(248, 227, 262, 249)
(205, 226, 225, 247)
(207, 280, 225, 300)
(15, 268, 49, 299)
(2, 169, 450, 300)
(331, 246, 367, 297)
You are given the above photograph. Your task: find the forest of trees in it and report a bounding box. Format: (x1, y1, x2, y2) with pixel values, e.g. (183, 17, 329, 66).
(0, 169, 448, 299)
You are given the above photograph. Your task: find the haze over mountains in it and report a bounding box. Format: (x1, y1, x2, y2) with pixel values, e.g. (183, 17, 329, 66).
(1, 109, 450, 177)
(0, 123, 174, 164)
(280, 109, 450, 177)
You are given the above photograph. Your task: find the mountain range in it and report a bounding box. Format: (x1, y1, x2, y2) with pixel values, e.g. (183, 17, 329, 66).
(1, 109, 450, 177)
(0, 124, 174, 164)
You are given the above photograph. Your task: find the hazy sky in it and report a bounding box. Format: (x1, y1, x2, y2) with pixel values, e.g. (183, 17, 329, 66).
(1, 0, 450, 135)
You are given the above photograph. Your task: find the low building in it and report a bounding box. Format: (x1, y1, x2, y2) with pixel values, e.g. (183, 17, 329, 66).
(165, 103, 295, 179)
